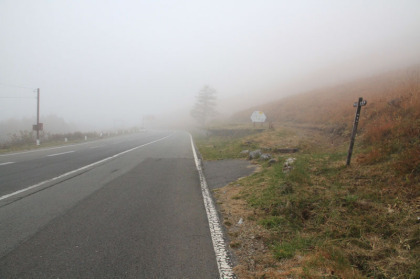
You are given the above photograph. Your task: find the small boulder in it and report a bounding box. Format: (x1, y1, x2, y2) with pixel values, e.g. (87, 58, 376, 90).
(260, 153, 272, 161)
(283, 157, 296, 173)
(284, 157, 296, 166)
(248, 149, 262, 160)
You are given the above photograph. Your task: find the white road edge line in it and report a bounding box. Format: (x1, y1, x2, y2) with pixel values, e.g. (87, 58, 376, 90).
(189, 134, 235, 279)
(0, 134, 172, 202)
(0, 162, 15, 166)
(47, 151, 75, 157)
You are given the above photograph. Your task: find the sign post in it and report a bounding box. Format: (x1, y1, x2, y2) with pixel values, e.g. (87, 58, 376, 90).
(250, 111, 267, 127)
(346, 97, 367, 166)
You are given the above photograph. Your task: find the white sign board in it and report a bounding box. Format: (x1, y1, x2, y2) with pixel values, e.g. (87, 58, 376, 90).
(250, 111, 267, 123)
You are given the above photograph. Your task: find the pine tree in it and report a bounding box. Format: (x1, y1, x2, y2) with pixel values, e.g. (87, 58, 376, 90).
(190, 86, 217, 127)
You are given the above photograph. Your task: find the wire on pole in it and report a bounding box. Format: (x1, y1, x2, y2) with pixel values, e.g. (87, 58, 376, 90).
(0, 96, 37, 99)
(0, 82, 36, 90)
(0, 83, 38, 99)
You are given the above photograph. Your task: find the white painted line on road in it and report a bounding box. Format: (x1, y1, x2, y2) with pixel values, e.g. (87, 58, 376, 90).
(46, 151, 75, 157)
(89, 145, 105, 149)
(0, 162, 15, 166)
(190, 134, 235, 279)
(0, 134, 172, 202)
(0, 141, 92, 157)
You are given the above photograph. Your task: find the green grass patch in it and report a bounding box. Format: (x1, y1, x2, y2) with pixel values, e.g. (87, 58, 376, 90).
(273, 236, 316, 260)
(193, 134, 257, 160)
(259, 216, 289, 230)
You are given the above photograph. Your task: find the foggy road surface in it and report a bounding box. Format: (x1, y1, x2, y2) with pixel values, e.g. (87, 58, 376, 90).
(0, 131, 225, 278)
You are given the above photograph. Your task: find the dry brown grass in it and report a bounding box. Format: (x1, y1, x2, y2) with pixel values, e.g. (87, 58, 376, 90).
(232, 64, 419, 130)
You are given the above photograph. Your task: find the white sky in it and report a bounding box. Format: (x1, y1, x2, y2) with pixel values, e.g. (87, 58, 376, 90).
(1, 0, 419, 129)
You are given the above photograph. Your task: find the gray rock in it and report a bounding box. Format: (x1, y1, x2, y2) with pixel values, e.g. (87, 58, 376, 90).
(260, 153, 272, 161)
(248, 149, 262, 160)
(284, 157, 296, 166)
(283, 157, 296, 173)
(240, 150, 250, 156)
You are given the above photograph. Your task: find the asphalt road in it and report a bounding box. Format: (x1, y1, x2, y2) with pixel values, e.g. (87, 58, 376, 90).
(0, 131, 221, 278)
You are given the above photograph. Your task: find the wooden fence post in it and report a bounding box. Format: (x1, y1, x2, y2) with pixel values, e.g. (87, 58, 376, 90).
(346, 97, 367, 166)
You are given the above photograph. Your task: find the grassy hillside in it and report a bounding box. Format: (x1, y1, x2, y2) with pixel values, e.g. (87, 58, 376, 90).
(232, 65, 420, 180)
(195, 65, 419, 278)
(232, 65, 419, 124)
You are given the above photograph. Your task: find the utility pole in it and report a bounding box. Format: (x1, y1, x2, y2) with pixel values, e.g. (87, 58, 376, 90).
(36, 88, 40, 145)
(32, 88, 43, 146)
(346, 97, 367, 166)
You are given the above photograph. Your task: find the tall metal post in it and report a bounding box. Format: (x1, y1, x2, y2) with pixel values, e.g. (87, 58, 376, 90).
(346, 97, 366, 166)
(36, 88, 40, 145)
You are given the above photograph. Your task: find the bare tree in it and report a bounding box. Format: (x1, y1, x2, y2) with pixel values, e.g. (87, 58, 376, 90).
(191, 86, 217, 127)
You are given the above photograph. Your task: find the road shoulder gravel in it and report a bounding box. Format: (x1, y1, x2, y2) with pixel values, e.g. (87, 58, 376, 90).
(203, 159, 257, 191)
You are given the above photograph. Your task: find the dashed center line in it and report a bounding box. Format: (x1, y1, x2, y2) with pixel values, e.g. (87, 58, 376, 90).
(89, 145, 105, 149)
(47, 151, 75, 157)
(0, 162, 15, 166)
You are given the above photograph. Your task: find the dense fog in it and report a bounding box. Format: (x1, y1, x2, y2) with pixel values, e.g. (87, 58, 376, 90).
(1, 0, 419, 132)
